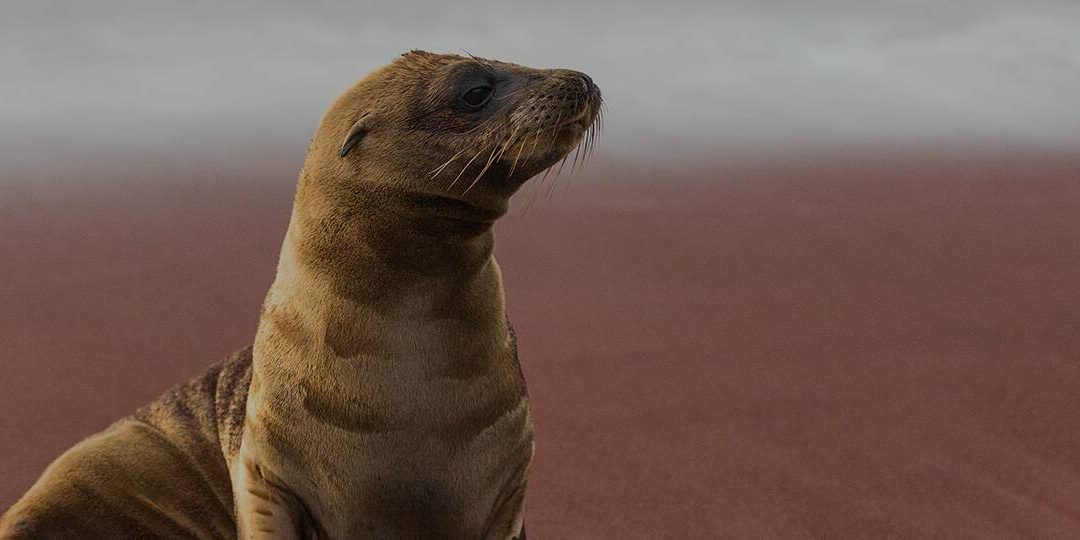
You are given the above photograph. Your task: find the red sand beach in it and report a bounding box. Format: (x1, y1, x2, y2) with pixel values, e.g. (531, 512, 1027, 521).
(3, 148, 1080, 537)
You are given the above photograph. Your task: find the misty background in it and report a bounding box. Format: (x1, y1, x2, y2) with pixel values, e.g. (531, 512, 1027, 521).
(2, 0, 1079, 178)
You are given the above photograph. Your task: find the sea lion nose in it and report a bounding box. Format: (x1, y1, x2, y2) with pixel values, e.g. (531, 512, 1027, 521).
(551, 69, 596, 95)
(575, 72, 599, 100)
(572, 71, 595, 93)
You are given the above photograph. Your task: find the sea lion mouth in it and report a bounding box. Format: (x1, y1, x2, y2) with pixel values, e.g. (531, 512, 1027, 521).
(403, 192, 504, 226)
(556, 114, 596, 135)
(554, 107, 594, 129)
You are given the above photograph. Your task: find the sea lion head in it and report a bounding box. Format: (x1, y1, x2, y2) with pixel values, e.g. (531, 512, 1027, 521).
(299, 50, 602, 222)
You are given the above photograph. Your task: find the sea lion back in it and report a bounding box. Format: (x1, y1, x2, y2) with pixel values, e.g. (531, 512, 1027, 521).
(0, 349, 253, 540)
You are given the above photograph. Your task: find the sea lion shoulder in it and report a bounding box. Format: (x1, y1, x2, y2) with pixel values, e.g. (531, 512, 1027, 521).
(0, 349, 254, 539)
(133, 346, 253, 461)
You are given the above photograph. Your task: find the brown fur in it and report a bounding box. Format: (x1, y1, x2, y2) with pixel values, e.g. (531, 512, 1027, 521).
(1, 50, 600, 539)
(0, 349, 251, 539)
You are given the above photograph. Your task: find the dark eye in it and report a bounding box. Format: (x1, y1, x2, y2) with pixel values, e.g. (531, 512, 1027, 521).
(461, 85, 493, 109)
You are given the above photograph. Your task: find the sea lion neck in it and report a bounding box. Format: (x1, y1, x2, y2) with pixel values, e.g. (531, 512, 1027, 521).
(286, 177, 501, 305)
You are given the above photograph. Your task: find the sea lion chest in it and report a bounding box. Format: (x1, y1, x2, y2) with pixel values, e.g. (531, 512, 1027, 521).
(247, 342, 533, 538)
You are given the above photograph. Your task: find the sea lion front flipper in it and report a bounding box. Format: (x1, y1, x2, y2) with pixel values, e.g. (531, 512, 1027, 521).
(231, 442, 313, 540)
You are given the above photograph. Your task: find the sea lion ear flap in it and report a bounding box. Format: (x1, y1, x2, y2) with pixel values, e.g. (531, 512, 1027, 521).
(339, 113, 370, 158)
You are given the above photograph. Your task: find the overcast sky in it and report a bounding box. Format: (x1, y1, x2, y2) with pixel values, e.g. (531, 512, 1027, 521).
(1, 0, 1078, 175)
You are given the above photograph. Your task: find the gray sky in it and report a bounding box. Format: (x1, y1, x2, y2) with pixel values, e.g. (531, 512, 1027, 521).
(2, 0, 1079, 175)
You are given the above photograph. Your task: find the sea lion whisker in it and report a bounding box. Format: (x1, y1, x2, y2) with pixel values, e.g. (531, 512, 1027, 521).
(581, 130, 591, 168)
(546, 167, 560, 199)
(522, 180, 540, 214)
(492, 87, 527, 101)
(581, 119, 594, 168)
(466, 132, 517, 195)
(507, 136, 530, 178)
(446, 145, 488, 191)
(571, 141, 582, 174)
(548, 111, 564, 148)
(495, 127, 522, 163)
(461, 121, 491, 136)
(550, 148, 573, 197)
(462, 113, 505, 136)
(540, 159, 554, 184)
(590, 128, 599, 163)
(462, 144, 503, 195)
(587, 123, 596, 160)
(528, 129, 543, 158)
(555, 153, 570, 179)
(461, 50, 497, 77)
(490, 140, 516, 183)
(429, 147, 469, 179)
(587, 121, 599, 164)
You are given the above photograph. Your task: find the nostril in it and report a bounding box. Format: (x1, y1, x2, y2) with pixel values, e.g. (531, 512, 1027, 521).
(577, 72, 594, 92)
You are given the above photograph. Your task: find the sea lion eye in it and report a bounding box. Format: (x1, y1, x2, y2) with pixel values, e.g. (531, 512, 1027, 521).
(461, 85, 493, 109)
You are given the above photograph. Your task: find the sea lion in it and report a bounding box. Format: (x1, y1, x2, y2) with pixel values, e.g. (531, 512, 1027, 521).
(0, 50, 601, 539)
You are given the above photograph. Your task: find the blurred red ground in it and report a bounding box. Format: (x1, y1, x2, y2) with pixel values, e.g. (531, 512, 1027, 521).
(3, 148, 1080, 537)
